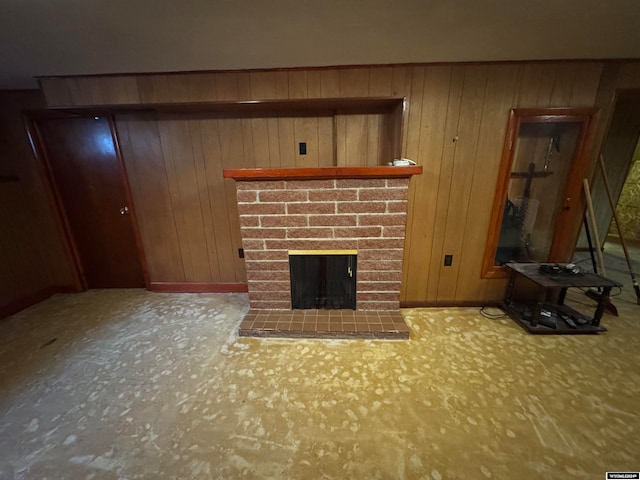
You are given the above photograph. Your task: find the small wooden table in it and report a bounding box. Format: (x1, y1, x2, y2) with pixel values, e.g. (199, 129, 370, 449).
(503, 263, 622, 334)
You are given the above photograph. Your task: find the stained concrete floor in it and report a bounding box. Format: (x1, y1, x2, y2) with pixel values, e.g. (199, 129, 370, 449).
(0, 287, 639, 479)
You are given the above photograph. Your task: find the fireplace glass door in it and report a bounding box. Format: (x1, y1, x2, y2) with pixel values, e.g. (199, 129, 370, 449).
(289, 254, 356, 309)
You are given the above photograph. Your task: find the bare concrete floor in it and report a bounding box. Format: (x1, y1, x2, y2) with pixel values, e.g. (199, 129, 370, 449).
(0, 288, 639, 479)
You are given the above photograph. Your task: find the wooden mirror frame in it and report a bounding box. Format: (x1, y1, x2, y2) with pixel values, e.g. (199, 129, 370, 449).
(482, 107, 598, 279)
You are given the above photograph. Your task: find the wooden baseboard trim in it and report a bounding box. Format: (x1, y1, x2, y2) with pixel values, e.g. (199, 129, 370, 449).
(400, 301, 500, 308)
(0, 285, 75, 320)
(149, 282, 249, 293)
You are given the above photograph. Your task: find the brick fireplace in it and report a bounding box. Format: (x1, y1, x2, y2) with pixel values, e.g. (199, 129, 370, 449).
(224, 166, 422, 338)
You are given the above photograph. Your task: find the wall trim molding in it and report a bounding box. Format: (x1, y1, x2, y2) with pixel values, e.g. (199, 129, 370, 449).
(148, 282, 249, 293)
(35, 58, 640, 83)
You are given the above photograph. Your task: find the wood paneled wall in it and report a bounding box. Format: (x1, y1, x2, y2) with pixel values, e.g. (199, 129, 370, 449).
(0, 91, 74, 315)
(39, 61, 640, 303)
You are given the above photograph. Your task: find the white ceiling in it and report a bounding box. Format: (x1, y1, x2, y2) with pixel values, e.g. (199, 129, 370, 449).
(1, 0, 639, 89)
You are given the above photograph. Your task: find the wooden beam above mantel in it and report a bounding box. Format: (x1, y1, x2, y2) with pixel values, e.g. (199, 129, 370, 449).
(222, 166, 423, 181)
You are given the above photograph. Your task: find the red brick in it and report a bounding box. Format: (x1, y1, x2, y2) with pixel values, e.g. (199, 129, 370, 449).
(237, 180, 285, 190)
(358, 214, 406, 226)
(308, 215, 357, 227)
(335, 226, 382, 238)
(245, 260, 289, 271)
(248, 281, 290, 292)
(287, 227, 335, 239)
(248, 270, 290, 281)
(241, 227, 286, 238)
(337, 202, 386, 214)
(361, 249, 404, 261)
(383, 225, 407, 237)
(357, 292, 400, 302)
(287, 202, 335, 214)
(237, 203, 285, 215)
(358, 188, 408, 201)
(236, 190, 258, 203)
(244, 250, 287, 261)
(386, 178, 410, 188)
(357, 281, 402, 292)
(239, 215, 260, 227)
(259, 190, 307, 202)
(336, 179, 386, 189)
(261, 215, 308, 227)
(266, 239, 353, 251)
(242, 239, 265, 250)
(356, 301, 400, 311)
(387, 201, 408, 213)
(309, 189, 357, 202)
(357, 238, 404, 249)
(358, 260, 403, 271)
(248, 290, 291, 302)
(285, 179, 335, 190)
(358, 270, 403, 282)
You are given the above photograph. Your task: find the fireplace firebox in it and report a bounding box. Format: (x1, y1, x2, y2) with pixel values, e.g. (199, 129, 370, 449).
(289, 251, 356, 309)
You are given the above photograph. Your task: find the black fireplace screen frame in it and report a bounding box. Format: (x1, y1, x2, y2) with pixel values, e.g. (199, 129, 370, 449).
(289, 253, 357, 309)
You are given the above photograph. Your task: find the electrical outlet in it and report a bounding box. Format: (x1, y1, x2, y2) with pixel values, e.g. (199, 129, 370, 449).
(444, 254, 453, 266)
(299, 142, 307, 155)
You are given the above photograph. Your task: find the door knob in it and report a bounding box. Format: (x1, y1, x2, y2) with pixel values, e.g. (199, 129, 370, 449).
(119, 206, 129, 215)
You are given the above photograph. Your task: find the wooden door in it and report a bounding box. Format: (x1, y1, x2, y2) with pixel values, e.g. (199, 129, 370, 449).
(37, 116, 146, 288)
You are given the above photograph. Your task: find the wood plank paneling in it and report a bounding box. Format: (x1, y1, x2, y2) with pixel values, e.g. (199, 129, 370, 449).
(116, 114, 185, 281)
(100, 77, 141, 104)
(617, 62, 640, 88)
(369, 67, 393, 97)
(204, 118, 246, 280)
(0, 91, 74, 312)
(250, 72, 278, 100)
(456, 64, 520, 302)
(426, 66, 465, 301)
(402, 66, 453, 301)
(251, 118, 271, 167)
(186, 117, 222, 280)
(215, 73, 241, 101)
(0, 184, 46, 303)
(185, 73, 217, 102)
(404, 67, 426, 162)
(39, 78, 72, 106)
(116, 108, 341, 285)
(288, 71, 309, 99)
(339, 114, 367, 166)
(437, 65, 489, 301)
(278, 118, 297, 167)
(339, 68, 370, 98)
(570, 63, 603, 105)
(117, 113, 257, 283)
(38, 60, 640, 303)
(320, 70, 340, 97)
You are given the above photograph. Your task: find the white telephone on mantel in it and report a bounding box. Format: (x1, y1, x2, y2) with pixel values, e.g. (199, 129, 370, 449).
(390, 158, 417, 166)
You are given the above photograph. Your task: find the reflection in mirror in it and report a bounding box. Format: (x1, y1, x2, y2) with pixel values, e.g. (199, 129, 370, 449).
(495, 122, 581, 265)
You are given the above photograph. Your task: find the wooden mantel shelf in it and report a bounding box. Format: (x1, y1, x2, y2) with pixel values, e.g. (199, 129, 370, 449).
(223, 166, 423, 181)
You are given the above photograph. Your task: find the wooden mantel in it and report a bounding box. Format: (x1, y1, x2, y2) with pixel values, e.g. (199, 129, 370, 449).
(223, 166, 422, 181)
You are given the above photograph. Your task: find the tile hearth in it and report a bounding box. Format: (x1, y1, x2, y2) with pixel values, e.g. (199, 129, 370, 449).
(239, 309, 410, 339)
